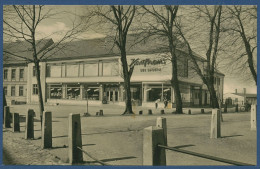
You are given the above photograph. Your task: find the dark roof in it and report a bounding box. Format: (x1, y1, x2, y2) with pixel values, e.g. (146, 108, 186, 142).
(232, 93, 257, 98)
(3, 34, 207, 65)
(3, 39, 54, 65)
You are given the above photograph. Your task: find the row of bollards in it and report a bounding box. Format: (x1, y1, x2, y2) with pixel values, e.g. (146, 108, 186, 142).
(139, 109, 165, 115)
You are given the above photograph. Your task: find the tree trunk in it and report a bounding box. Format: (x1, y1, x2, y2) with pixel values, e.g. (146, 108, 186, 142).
(121, 49, 134, 115)
(34, 61, 44, 124)
(170, 56, 183, 114)
(207, 82, 219, 109)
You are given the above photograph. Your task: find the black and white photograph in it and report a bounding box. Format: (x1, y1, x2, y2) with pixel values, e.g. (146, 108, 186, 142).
(2, 5, 257, 166)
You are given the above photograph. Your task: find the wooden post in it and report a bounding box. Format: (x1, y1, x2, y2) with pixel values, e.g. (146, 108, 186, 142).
(100, 110, 103, 116)
(68, 113, 83, 164)
(188, 109, 191, 115)
(148, 109, 152, 115)
(235, 104, 238, 112)
(139, 110, 143, 115)
(210, 109, 221, 138)
(4, 106, 11, 128)
(224, 104, 227, 113)
(12, 113, 20, 132)
(25, 109, 34, 139)
(251, 105, 256, 131)
(160, 110, 165, 114)
(143, 126, 166, 166)
(42, 111, 52, 148)
(156, 117, 167, 146)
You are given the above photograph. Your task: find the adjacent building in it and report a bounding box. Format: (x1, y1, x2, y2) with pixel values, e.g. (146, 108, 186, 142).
(3, 36, 225, 107)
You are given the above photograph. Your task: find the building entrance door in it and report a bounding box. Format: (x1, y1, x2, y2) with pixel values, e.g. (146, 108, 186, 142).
(106, 90, 118, 103)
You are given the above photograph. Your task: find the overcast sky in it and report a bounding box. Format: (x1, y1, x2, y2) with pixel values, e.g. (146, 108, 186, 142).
(3, 5, 257, 94)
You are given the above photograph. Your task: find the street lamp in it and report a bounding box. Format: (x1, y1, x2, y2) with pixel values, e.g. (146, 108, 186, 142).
(84, 88, 91, 116)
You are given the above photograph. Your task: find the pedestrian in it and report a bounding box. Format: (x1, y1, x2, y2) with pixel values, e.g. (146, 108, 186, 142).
(164, 97, 168, 108)
(155, 99, 159, 109)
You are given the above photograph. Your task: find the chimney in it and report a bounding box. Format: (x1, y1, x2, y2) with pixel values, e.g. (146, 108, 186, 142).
(235, 89, 237, 94)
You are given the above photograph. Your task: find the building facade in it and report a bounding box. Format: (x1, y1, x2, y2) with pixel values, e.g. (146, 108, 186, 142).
(3, 37, 225, 107)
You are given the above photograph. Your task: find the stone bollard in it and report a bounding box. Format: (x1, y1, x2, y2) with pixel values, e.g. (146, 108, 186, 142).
(100, 110, 103, 116)
(235, 104, 238, 112)
(12, 113, 20, 132)
(139, 110, 143, 115)
(224, 104, 227, 113)
(251, 105, 256, 131)
(201, 109, 205, 114)
(188, 109, 191, 115)
(96, 112, 99, 116)
(25, 109, 34, 139)
(156, 117, 167, 146)
(42, 111, 52, 148)
(4, 106, 11, 128)
(68, 114, 83, 164)
(210, 109, 221, 139)
(143, 126, 166, 166)
(148, 109, 152, 115)
(160, 110, 165, 114)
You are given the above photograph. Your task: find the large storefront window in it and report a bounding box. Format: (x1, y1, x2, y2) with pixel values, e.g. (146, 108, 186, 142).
(147, 88, 162, 102)
(66, 84, 80, 99)
(83, 85, 100, 100)
(66, 64, 79, 77)
(84, 63, 98, 76)
(48, 84, 62, 99)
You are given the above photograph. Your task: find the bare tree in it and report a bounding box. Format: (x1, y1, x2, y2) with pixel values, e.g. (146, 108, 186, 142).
(224, 6, 257, 85)
(141, 5, 183, 114)
(92, 5, 136, 114)
(176, 5, 223, 108)
(3, 5, 86, 123)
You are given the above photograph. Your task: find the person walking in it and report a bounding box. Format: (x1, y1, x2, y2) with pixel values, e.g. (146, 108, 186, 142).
(155, 99, 160, 109)
(164, 97, 168, 108)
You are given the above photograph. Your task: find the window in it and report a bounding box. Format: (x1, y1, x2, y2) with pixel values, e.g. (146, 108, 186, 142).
(33, 84, 38, 95)
(11, 86, 15, 96)
(19, 86, 24, 96)
(66, 84, 80, 99)
(4, 69, 8, 80)
(11, 69, 16, 80)
(217, 78, 220, 86)
(19, 69, 24, 79)
(83, 85, 99, 100)
(84, 63, 98, 76)
(3, 86, 7, 95)
(47, 65, 62, 77)
(102, 62, 118, 76)
(147, 87, 162, 102)
(33, 66, 40, 76)
(66, 64, 79, 77)
(47, 84, 62, 99)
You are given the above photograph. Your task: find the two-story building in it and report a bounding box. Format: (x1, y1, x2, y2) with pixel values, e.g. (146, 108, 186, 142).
(3, 36, 225, 107)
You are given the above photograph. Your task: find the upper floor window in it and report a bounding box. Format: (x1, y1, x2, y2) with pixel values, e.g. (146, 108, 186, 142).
(3, 86, 7, 95)
(19, 69, 24, 79)
(19, 86, 24, 96)
(46, 64, 61, 77)
(11, 86, 15, 96)
(66, 64, 79, 77)
(102, 61, 118, 76)
(11, 69, 16, 80)
(84, 63, 98, 76)
(33, 66, 40, 77)
(33, 84, 38, 95)
(4, 69, 8, 80)
(177, 57, 188, 77)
